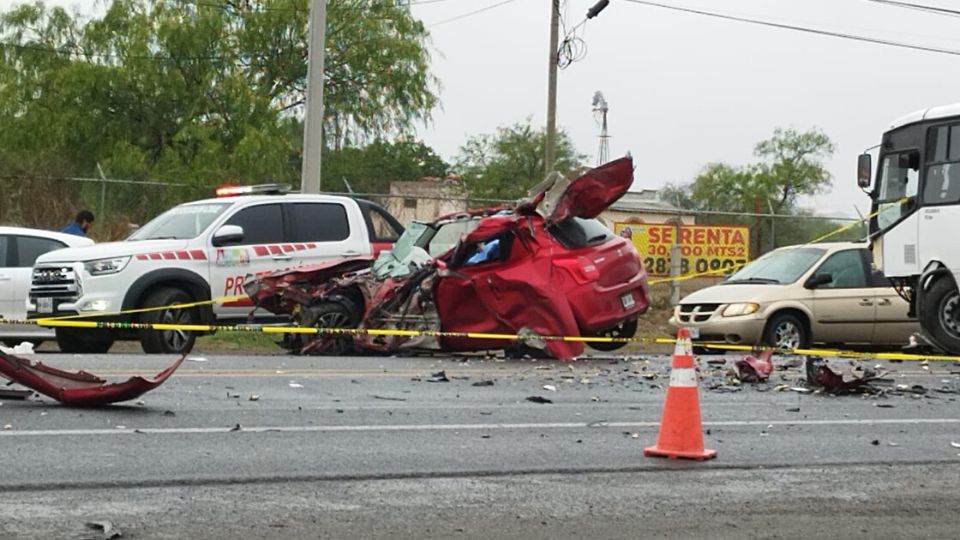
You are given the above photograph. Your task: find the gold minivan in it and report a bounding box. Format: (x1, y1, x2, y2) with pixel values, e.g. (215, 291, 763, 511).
(669, 242, 918, 349)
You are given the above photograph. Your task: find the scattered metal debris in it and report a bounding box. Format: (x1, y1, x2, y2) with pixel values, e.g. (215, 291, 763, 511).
(526, 396, 553, 404)
(372, 395, 407, 401)
(428, 371, 450, 383)
(85, 520, 121, 540)
(0, 388, 32, 400)
(542, 384, 557, 392)
(805, 356, 885, 394)
(731, 349, 773, 383)
(472, 380, 495, 387)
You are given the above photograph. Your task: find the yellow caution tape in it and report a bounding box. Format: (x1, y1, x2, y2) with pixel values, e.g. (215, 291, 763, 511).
(38, 295, 250, 321)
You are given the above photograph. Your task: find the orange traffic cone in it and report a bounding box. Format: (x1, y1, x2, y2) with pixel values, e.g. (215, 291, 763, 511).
(643, 328, 717, 460)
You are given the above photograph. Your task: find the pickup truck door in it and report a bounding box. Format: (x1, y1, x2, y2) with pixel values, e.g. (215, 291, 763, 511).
(809, 249, 876, 343)
(284, 201, 368, 265)
(209, 203, 287, 319)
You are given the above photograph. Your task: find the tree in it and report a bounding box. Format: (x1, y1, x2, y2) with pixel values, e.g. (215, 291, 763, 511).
(662, 127, 838, 253)
(455, 119, 586, 200)
(323, 139, 449, 195)
(0, 0, 438, 230)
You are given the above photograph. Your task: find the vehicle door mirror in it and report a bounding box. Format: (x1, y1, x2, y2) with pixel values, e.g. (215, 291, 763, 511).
(805, 273, 833, 289)
(857, 154, 872, 189)
(212, 225, 244, 247)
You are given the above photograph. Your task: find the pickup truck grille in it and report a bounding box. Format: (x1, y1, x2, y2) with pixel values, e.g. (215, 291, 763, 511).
(30, 266, 81, 300)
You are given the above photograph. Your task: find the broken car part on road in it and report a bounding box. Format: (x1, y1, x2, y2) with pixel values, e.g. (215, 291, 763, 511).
(0, 352, 185, 406)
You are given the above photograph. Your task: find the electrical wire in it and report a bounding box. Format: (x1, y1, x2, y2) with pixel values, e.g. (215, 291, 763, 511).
(864, 0, 960, 17)
(427, 0, 520, 27)
(622, 0, 960, 57)
(556, 0, 589, 69)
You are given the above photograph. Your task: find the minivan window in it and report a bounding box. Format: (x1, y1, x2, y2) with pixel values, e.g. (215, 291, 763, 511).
(725, 247, 826, 285)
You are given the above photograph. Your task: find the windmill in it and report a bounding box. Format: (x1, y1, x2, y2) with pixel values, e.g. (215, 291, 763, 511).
(592, 91, 610, 165)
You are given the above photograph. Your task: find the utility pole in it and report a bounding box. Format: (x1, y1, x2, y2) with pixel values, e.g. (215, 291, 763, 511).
(544, 0, 560, 176)
(301, 0, 326, 194)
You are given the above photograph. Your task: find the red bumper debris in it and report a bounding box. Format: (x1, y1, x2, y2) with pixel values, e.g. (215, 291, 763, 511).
(733, 349, 774, 382)
(0, 353, 185, 406)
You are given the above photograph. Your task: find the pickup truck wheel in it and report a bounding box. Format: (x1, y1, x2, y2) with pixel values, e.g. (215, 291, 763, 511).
(55, 330, 113, 354)
(139, 287, 198, 354)
(302, 301, 359, 356)
(921, 277, 960, 353)
(586, 317, 638, 352)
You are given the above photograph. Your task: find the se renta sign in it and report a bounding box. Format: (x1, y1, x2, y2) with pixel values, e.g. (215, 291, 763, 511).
(613, 223, 750, 277)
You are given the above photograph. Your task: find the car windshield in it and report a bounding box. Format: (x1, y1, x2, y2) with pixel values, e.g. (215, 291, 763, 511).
(723, 247, 826, 285)
(427, 218, 481, 257)
(128, 203, 230, 241)
(373, 221, 431, 279)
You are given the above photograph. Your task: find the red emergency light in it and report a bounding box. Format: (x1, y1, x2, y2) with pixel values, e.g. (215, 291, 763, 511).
(215, 184, 290, 197)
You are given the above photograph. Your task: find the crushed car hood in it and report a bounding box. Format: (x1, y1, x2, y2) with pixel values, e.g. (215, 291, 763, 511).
(526, 156, 634, 223)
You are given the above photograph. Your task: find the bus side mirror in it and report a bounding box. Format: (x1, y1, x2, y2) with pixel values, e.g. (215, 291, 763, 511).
(857, 154, 872, 189)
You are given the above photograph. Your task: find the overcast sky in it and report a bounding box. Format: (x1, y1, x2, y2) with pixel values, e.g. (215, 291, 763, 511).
(37, 0, 960, 217)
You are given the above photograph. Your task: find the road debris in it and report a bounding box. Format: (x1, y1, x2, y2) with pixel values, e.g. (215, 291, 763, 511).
(249, 394, 261, 401)
(731, 349, 773, 383)
(372, 394, 407, 401)
(428, 371, 450, 383)
(471, 380, 495, 387)
(0, 388, 32, 400)
(85, 520, 121, 540)
(230, 423, 242, 432)
(288, 382, 304, 388)
(805, 356, 885, 394)
(951, 441, 960, 449)
(542, 384, 557, 392)
(526, 396, 553, 404)
(3, 424, 10, 430)
(0, 351, 185, 406)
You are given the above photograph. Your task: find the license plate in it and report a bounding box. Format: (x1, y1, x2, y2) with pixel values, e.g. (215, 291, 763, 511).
(37, 297, 53, 314)
(620, 292, 635, 309)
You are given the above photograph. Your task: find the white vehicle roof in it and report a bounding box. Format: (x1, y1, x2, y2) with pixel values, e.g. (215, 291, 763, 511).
(185, 193, 358, 206)
(888, 103, 960, 131)
(0, 226, 95, 247)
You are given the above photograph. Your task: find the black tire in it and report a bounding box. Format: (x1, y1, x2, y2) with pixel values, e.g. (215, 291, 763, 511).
(920, 277, 960, 353)
(762, 312, 809, 350)
(139, 287, 198, 354)
(55, 330, 113, 354)
(301, 300, 360, 356)
(586, 317, 639, 352)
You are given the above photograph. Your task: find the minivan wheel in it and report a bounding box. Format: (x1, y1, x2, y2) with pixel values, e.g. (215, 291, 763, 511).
(586, 317, 638, 352)
(763, 313, 808, 350)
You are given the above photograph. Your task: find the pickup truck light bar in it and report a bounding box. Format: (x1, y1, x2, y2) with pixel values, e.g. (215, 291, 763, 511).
(215, 184, 290, 197)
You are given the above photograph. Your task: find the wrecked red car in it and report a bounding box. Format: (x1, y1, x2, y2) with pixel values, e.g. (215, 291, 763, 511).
(244, 157, 650, 360)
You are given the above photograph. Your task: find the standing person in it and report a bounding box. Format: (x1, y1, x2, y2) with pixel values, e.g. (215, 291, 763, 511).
(61, 210, 95, 237)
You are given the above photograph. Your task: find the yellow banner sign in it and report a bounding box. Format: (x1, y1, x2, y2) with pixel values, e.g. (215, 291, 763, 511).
(614, 223, 750, 277)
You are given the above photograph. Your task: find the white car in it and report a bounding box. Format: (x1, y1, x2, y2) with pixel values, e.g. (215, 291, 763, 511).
(29, 185, 404, 354)
(0, 226, 93, 345)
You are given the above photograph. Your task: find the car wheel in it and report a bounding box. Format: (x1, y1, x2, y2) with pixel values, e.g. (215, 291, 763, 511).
(139, 287, 198, 355)
(763, 313, 808, 350)
(920, 277, 960, 353)
(586, 317, 638, 352)
(302, 301, 360, 356)
(55, 330, 113, 354)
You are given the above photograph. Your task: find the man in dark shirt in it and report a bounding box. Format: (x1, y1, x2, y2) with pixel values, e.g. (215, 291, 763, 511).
(61, 210, 95, 237)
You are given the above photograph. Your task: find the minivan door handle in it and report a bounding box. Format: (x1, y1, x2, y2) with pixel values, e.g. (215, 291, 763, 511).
(859, 299, 874, 306)
(878, 298, 892, 306)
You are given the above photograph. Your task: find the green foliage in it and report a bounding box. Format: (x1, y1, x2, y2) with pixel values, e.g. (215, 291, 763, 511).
(663, 127, 840, 253)
(455, 119, 586, 200)
(323, 139, 449, 194)
(0, 0, 438, 231)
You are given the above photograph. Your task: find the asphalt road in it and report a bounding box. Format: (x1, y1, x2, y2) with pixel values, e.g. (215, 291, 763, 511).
(0, 352, 958, 539)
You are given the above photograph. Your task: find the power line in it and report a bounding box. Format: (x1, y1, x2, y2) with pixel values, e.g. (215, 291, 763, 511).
(427, 0, 520, 27)
(622, 0, 960, 57)
(865, 0, 960, 17)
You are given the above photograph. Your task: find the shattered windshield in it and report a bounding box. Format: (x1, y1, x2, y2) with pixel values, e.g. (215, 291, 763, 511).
(724, 247, 826, 285)
(373, 221, 432, 279)
(128, 203, 230, 241)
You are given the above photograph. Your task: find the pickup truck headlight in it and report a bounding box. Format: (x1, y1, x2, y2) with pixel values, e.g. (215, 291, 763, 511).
(721, 303, 759, 317)
(84, 256, 131, 276)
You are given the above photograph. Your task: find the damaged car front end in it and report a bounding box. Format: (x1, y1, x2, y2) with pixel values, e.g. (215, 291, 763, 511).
(246, 157, 650, 360)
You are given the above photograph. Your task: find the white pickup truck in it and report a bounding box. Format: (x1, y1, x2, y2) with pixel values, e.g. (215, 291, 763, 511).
(28, 185, 403, 354)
